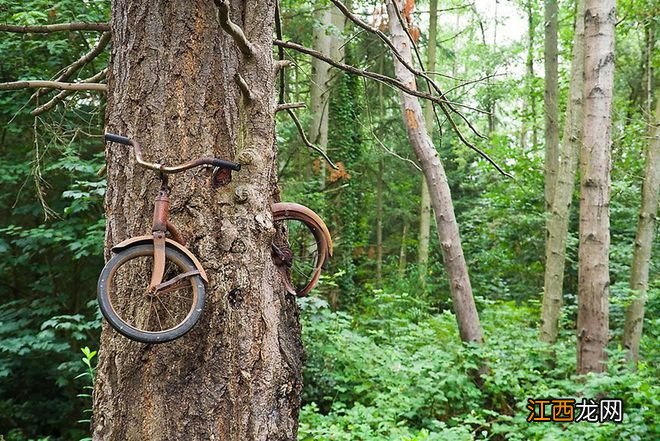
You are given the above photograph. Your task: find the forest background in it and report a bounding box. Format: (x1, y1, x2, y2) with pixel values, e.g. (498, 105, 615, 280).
(0, 0, 657, 440)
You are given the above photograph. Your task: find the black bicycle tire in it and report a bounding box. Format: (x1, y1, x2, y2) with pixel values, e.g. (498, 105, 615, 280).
(97, 243, 205, 344)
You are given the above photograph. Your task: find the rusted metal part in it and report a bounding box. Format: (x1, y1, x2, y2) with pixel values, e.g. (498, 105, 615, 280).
(272, 202, 333, 257)
(104, 133, 241, 173)
(271, 243, 297, 295)
(153, 269, 201, 293)
(112, 236, 209, 284)
(212, 167, 233, 188)
(166, 221, 185, 245)
(152, 195, 170, 233)
(271, 202, 333, 296)
(149, 231, 167, 289)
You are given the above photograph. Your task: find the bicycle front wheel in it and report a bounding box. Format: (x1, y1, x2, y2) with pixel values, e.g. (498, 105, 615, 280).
(97, 244, 205, 344)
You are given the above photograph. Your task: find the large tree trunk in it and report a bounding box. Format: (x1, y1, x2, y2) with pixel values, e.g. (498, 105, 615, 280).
(93, 1, 303, 439)
(387, 0, 483, 343)
(540, 0, 585, 343)
(623, 94, 659, 363)
(418, 0, 438, 288)
(577, 0, 616, 375)
(543, 0, 559, 211)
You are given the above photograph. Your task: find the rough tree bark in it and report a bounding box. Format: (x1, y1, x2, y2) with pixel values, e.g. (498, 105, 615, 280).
(387, 0, 483, 343)
(93, 1, 303, 439)
(418, 0, 438, 288)
(540, 0, 585, 343)
(543, 0, 559, 211)
(577, 0, 616, 374)
(623, 95, 659, 364)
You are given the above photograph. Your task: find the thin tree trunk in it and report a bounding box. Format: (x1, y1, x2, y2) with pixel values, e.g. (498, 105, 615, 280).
(387, 0, 483, 343)
(577, 0, 616, 375)
(93, 1, 302, 439)
(418, 0, 438, 287)
(398, 218, 409, 278)
(524, 1, 538, 148)
(376, 158, 384, 285)
(543, 0, 559, 210)
(310, 4, 345, 181)
(623, 95, 659, 363)
(540, 0, 585, 343)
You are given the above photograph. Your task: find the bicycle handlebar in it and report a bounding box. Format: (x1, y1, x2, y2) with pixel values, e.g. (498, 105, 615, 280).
(104, 133, 241, 173)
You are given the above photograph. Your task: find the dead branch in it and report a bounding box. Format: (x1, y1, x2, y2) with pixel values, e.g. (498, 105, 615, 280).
(388, 1, 512, 178)
(274, 59, 293, 74)
(214, 0, 255, 57)
(32, 31, 111, 101)
(0, 22, 110, 33)
(0, 81, 106, 92)
(273, 40, 484, 114)
(276, 102, 305, 112)
(332, 0, 487, 141)
(32, 69, 107, 116)
(285, 109, 338, 170)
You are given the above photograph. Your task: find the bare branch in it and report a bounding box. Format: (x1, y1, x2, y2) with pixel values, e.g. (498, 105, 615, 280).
(274, 59, 293, 74)
(0, 81, 106, 92)
(32, 31, 111, 101)
(214, 0, 255, 57)
(362, 78, 422, 172)
(285, 109, 338, 170)
(0, 22, 110, 33)
(31, 69, 107, 116)
(234, 73, 254, 101)
(276, 102, 305, 113)
(273, 39, 485, 114)
(388, 1, 512, 178)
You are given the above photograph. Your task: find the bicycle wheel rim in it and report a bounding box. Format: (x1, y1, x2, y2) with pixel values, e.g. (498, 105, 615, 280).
(97, 244, 205, 343)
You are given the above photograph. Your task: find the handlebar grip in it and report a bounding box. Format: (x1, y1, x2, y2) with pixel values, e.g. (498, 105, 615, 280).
(212, 159, 241, 171)
(104, 133, 132, 145)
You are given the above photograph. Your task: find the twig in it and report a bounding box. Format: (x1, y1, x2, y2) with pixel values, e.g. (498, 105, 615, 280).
(388, 0, 512, 178)
(285, 109, 338, 170)
(330, 0, 488, 130)
(214, 0, 255, 57)
(362, 78, 422, 171)
(273, 40, 484, 114)
(276, 102, 305, 112)
(274, 59, 292, 74)
(31, 69, 107, 116)
(32, 31, 111, 101)
(0, 81, 106, 92)
(0, 22, 110, 33)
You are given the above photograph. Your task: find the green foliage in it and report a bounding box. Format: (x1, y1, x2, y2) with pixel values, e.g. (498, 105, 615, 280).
(299, 296, 659, 440)
(0, 0, 658, 439)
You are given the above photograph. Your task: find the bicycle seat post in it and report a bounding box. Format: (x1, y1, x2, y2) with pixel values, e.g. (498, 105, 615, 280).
(152, 173, 170, 234)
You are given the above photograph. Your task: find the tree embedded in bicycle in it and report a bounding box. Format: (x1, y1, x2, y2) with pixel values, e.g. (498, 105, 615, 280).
(97, 134, 332, 344)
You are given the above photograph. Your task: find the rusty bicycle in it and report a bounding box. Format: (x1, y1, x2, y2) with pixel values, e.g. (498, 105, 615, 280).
(98, 134, 332, 344)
